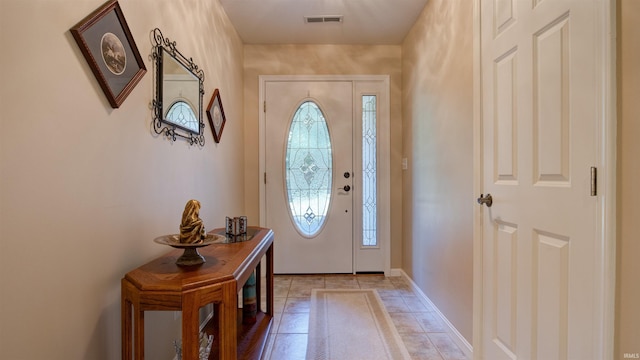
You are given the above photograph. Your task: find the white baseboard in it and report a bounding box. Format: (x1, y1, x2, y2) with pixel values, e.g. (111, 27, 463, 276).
(397, 269, 473, 359)
(389, 268, 404, 277)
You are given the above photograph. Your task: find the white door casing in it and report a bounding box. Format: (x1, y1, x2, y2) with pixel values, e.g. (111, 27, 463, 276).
(475, 0, 615, 359)
(259, 75, 391, 275)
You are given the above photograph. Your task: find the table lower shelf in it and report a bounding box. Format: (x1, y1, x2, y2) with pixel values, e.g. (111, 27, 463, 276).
(204, 310, 273, 360)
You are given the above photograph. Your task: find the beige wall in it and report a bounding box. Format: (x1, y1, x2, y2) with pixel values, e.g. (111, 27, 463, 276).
(243, 44, 404, 267)
(616, 0, 640, 357)
(0, 0, 244, 358)
(401, 0, 474, 342)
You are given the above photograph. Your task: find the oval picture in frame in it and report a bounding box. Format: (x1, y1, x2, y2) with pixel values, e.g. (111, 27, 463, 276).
(101, 32, 127, 75)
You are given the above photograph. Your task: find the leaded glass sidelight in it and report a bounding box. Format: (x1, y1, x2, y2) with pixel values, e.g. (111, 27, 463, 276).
(362, 95, 377, 246)
(285, 101, 332, 237)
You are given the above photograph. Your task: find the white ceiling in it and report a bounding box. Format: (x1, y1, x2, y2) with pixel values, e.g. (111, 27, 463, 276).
(219, 0, 430, 45)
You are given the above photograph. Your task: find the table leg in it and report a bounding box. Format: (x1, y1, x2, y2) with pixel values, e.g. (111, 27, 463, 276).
(219, 281, 238, 360)
(266, 243, 274, 316)
(255, 261, 262, 313)
(134, 309, 144, 359)
(122, 285, 132, 360)
(182, 292, 201, 360)
(122, 279, 144, 360)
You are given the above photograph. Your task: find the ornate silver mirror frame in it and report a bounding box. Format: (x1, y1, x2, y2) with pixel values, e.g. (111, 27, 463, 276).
(151, 28, 205, 146)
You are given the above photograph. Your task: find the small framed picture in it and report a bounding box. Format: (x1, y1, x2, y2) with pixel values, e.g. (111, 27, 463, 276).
(70, 0, 146, 108)
(206, 89, 226, 143)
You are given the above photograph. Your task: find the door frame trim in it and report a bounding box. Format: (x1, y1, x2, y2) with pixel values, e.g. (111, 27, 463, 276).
(258, 75, 392, 275)
(472, 0, 617, 358)
(472, 1, 483, 357)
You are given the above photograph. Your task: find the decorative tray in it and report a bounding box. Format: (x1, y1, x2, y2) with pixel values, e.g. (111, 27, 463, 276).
(153, 233, 226, 266)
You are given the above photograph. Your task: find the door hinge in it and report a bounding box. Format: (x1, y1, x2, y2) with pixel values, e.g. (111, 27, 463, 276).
(263, 101, 266, 113)
(591, 166, 597, 196)
(264, 172, 267, 184)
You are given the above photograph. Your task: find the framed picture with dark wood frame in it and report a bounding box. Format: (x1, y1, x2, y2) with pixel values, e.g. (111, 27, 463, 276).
(70, 0, 146, 108)
(206, 89, 226, 143)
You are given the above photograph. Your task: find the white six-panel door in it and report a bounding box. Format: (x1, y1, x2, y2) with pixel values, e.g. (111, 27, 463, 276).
(479, 0, 607, 359)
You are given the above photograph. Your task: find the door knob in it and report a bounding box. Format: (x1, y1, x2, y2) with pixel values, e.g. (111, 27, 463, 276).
(477, 193, 492, 207)
(339, 185, 351, 192)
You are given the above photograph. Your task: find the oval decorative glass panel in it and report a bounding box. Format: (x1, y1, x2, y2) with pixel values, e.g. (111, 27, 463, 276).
(165, 100, 199, 133)
(285, 101, 332, 237)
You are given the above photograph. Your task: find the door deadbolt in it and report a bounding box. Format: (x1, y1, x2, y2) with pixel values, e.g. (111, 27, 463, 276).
(344, 172, 351, 179)
(477, 193, 492, 207)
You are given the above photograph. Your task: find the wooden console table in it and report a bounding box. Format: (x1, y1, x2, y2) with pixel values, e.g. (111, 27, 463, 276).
(121, 227, 274, 360)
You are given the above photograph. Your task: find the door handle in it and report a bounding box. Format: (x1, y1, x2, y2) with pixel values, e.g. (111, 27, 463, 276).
(339, 185, 351, 192)
(477, 193, 492, 207)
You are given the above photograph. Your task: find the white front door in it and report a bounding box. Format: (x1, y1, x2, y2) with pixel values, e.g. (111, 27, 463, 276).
(265, 80, 354, 274)
(479, 0, 608, 359)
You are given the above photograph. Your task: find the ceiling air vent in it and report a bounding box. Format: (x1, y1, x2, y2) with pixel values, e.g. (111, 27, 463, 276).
(304, 15, 343, 24)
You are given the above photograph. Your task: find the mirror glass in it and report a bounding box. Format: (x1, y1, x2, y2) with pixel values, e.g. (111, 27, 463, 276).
(152, 28, 205, 145)
(161, 49, 200, 134)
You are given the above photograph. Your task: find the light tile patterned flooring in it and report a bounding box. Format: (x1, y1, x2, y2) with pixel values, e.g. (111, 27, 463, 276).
(261, 274, 469, 360)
